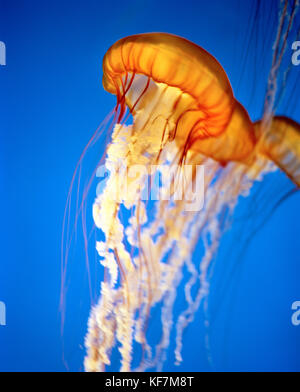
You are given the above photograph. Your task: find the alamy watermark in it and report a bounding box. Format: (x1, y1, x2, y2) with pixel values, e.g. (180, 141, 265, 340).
(0, 41, 6, 66)
(291, 301, 300, 326)
(292, 41, 300, 65)
(96, 164, 205, 212)
(0, 301, 6, 326)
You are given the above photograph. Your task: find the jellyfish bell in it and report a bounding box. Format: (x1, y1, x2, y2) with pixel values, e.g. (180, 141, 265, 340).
(103, 33, 235, 150)
(255, 116, 300, 187)
(102, 33, 260, 168)
(83, 32, 300, 372)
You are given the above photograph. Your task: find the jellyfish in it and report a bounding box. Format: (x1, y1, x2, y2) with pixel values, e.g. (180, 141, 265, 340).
(75, 28, 300, 372)
(60, 0, 299, 373)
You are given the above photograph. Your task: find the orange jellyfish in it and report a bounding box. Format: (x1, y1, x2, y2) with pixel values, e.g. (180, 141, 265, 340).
(80, 32, 300, 372)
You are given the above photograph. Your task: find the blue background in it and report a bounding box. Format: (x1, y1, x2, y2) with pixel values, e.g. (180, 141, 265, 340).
(0, 0, 299, 371)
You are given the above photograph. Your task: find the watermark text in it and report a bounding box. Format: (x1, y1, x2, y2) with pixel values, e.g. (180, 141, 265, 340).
(0, 41, 6, 66)
(292, 41, 300, 65)
(0, 301, 6, 326)
(96, 164, 204, 212)
(291, 301, 300, 326)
